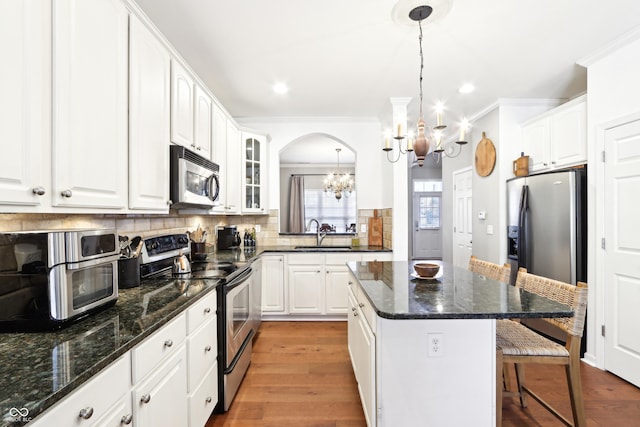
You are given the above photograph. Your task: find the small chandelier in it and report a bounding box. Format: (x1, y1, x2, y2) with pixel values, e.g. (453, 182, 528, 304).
(324, 148, 353, 200)
(383, 4, 468, 166)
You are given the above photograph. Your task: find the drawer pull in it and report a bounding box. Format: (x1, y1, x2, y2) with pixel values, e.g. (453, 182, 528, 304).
(32, 186, 46, 196)
(354, 312, 358, 317)
(204, 307, 212, 314)
(141, 394, 151, 404)
(61, 189, 73, 198)
(359, 303, 365, 308)
(78, 407, 94, 420)
(348, 281, 353, 285)
(206, 397, 212, 404)
(205, 345, 212, 352)
(164, 339, 173, 348)
(351, 307, 356, 312)
(121, 414, 133, 425)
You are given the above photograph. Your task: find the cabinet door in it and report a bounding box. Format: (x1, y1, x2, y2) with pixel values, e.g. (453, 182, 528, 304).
(522, 117, 551, 173)
(356, 307, 376, 427)
(92, 395, 133, 427)
(347, 287, 359, 375)
(325, 265, 349, 314)
(52, 0, 128, 209)
(288, 266, 324, 314)
(551, 99, 586, 167)
(133, 346, 188, 427)
(188, 363, 218, 427)
(211, 106, 227, 213)
(171, 61, 195, 147)
(241, 132, 267, 214)
(225, 121, 241, 213)
(262, 255, 286, 313)
(193, 85, 212, 159)
(129, 15, 170, 211)
(0, 0, 50, 209)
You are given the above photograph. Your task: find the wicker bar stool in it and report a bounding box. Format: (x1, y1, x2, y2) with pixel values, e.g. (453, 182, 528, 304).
(496, 268, 588, 427)
(468, 255, 511, 283)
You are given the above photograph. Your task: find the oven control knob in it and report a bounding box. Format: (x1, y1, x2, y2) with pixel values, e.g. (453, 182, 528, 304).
(178, 236, 188, 244)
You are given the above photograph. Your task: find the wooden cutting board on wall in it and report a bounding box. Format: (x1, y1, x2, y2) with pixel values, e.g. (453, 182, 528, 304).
(368, 209, 383, 247)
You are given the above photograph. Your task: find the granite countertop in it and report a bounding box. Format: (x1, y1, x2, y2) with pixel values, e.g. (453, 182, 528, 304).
(0, 275, 221, 427)
(0, 245, 390, 426)
(348, 261, 574, 320)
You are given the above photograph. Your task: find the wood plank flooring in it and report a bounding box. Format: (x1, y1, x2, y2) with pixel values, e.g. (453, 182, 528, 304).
(207, 321, 640, 427)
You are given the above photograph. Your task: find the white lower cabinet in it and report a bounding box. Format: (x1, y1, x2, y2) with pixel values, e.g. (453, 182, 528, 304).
(262, 255, 286, 313)
(189, 363, 219, 427)
(27, 353, 132, 427)
(289, 264, 324, 314)
(132, 345, 188, 427)
(347, 284, 376, 427)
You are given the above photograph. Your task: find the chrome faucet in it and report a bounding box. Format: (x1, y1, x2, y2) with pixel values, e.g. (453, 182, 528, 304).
(306, 218, 326, 246)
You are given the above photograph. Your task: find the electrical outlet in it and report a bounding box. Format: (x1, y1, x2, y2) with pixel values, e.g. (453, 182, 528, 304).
(255, 225, 261, 233)
(428, 333, 444, 357)
(360, 224, 367, 233)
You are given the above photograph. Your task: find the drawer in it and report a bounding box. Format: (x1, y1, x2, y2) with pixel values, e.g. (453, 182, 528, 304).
(325, 253, 358, 265)
(188, 362, 218, 427)
(132, 313, 187, 383)
(187, 315, 217, 392)
(355, 283, 376, 334)
(187, 291, 217, 334)
(287, 253, 323, 265)
(28, 353, 131, 427)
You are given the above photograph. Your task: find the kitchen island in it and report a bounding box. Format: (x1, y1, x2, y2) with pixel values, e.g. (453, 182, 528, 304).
(346, 261, 573, 427)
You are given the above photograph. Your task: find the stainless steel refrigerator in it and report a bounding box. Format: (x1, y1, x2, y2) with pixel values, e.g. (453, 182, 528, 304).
(506, 168, 587, 349)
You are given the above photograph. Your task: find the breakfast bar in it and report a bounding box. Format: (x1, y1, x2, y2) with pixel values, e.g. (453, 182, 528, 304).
(346, 260, 574, 427)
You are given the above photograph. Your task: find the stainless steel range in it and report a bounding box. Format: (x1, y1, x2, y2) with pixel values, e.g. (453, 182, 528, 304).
(138, 233, 259, 412)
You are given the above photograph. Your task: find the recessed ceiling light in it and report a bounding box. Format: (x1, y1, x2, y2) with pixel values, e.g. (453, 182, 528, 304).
(273, 82, 289, 94)
(458, 83, 475, 94)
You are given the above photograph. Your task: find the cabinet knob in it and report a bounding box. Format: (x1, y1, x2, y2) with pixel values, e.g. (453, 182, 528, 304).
(61, 189, 72, 198)
(551, 161, 557, 165)
(359, 303, 365, 308)
(204, 307, 211, 314)
(167, 200, 172, 206)
(164, 339, 173, 348)
(348, 281, 353, 285)
(317, 270, 321, 273)
(121, 414, 133, 425)
(206, 397, 212, 404)
(543, 163, 548, 166)
(351, 307, 356, 312)
(32, 187, 46, 196)
(78, 407, 94, 420)
(354, 312, 358, 317)
(205, 345, 212, 352)
(141, 394, 151, 404)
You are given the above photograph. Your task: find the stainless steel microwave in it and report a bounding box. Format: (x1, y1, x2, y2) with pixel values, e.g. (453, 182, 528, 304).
(0, 229, 120, 331)
(169, 145, 220, 210)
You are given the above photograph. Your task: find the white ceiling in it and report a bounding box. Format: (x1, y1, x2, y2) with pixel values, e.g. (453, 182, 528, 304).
(135, 0, 640, 139)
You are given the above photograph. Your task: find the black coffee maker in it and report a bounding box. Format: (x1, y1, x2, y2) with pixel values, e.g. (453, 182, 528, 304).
(217, 226, 241, 250)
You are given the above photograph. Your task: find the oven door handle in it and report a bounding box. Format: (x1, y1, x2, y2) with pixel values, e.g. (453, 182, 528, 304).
(223, 329, 255, 375)
(224, 267, 253, 291)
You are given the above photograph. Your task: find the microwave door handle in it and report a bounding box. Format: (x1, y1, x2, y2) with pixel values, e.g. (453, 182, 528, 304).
(208, 174, 220, 202)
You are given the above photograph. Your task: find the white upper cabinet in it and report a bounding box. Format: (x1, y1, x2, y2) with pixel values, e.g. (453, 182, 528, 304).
(170, 61, 195, 148)
(241, 132, 268, 214)
(522, 95, 587, 173)
(0, 0, 51, 210)
(224, 121, 242, 214)
(129, 14, 171, 211)
(193, 85, 212, 159)
(211, 105, 228, 213)
(52, 0, 129, 209)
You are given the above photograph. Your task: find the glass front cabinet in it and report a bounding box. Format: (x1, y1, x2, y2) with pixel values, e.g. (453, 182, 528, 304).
(241, 132, 268, 214)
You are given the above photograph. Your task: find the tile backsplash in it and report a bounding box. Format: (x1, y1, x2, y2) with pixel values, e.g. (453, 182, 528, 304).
(0, 208, 393, 249)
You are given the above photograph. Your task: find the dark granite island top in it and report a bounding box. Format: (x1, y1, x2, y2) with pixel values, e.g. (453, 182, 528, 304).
(347, 260, 574, 320)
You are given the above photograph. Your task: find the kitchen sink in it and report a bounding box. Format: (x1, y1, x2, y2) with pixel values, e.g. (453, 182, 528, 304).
(294, 245, 352, 251)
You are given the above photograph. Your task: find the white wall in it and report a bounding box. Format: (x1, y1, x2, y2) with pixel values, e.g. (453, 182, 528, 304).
(579, 29, 640, 367)
(236, 118, 388, 211)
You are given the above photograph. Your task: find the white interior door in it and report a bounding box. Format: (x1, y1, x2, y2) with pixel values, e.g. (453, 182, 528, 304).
(453, 168, 473, 268)
(412, 191, 442, 259)
(604, 118, 640, 387)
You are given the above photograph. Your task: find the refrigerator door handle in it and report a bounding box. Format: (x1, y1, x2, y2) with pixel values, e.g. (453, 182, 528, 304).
(517, 185, 530, 271)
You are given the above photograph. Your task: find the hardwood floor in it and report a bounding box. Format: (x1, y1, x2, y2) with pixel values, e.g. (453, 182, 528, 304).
(207, 321, 640, 427)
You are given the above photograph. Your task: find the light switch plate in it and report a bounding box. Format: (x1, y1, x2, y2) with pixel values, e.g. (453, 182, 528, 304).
(486, 225, 494, 235)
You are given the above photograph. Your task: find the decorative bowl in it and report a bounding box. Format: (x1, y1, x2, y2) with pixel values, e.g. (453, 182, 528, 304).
(413, 263, 440, 278)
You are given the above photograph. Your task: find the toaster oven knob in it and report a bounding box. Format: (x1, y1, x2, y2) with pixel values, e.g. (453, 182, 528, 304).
(32, 186, 46, 196)
(140, 394, 151, 404)
(120, 414, 133, 425)
(78, 407, 94, 419)
(61, 189, 73, 198)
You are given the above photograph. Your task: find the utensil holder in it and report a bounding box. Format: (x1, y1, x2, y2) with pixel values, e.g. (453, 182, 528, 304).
(118, 257, 141, 289)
